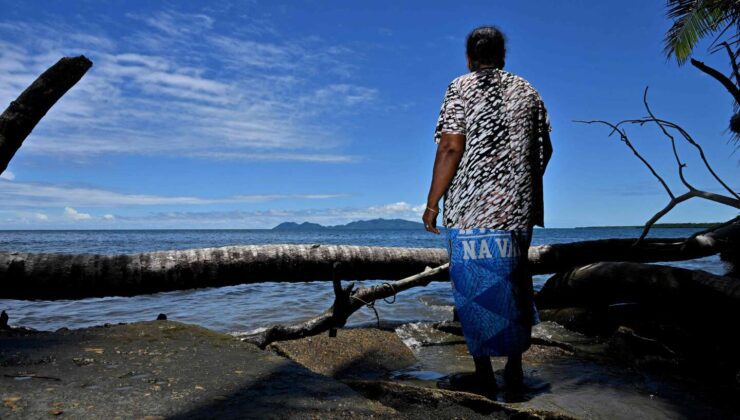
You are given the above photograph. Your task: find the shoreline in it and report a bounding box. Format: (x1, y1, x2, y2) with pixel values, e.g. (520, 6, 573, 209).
(2, 318, 738, 419)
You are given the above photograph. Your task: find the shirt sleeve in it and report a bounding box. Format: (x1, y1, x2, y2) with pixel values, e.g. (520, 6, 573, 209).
(535, 98, 552, 174)
(434, 81, 466, 144)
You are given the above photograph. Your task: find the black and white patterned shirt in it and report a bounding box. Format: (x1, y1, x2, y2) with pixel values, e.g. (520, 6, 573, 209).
(434, 68, 551, 230)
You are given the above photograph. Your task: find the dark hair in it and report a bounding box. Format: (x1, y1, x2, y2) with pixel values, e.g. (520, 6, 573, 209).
(466, 26, 506, 71)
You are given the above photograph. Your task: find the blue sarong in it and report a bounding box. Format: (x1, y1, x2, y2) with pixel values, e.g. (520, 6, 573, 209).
(447, 228, 538, 357)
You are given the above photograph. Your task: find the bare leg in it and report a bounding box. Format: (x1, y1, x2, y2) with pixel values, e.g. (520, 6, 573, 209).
(440, 355, 498, 396)
(473, 356, 495, 380)
(504, 353, 524, 387)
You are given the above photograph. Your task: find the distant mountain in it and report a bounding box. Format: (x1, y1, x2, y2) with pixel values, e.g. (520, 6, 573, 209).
(334, 218, 423, 230)
(271, 218, 424, 231)
(272, 221, 326, 231)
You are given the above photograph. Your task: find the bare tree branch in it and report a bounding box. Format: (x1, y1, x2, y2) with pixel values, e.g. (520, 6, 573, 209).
(641, 87, 695, 191)
(691, 58, 740, 104)
(654, 119, 739, 199)
(719, 41, 740, 86)
(575, 120, 675, 198)
(620, 116, 739, 200)
(579, 100, 739, 242)
(638, 190, 739, 242)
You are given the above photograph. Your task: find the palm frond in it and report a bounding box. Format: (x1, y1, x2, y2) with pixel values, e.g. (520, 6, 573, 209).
(664, 0, 738, 64)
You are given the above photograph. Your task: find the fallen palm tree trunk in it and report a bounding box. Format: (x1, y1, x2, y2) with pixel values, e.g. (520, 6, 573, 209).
(0, 245, 449, 300)
(527, 217, 738, 274)
(241, 263, 449, 348)
(1, 219, 737, 300)
(536, 261, 740, 310)
(0, 56, 92, 174)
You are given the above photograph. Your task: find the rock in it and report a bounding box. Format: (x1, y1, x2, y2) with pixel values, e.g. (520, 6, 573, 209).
(345, 380, 572, 419)
(606, 326, 677, 362)
(0, 321, 395, 418)
(270, 328, 417, 379)
(0, 311, 8, 329)
(156, 313, 167, 321)
(538, 307, 610, 336)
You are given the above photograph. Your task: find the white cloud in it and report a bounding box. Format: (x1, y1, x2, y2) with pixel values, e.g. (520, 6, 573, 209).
(305, 84, 378, 107)
(0, 180, 345, 208)
(0, 11, 375, 162)
(0, 200, 426, 228)
(108, 201, 426, 228)
(190, 151, 358, 163)
(0, 170, 14, 180)
(64, 207, 92, 221)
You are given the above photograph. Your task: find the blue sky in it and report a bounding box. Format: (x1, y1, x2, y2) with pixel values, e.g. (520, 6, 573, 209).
(0, 0, 737, 229)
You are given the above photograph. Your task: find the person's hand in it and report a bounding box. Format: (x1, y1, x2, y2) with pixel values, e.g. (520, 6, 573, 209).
(422, 207, 440, 234)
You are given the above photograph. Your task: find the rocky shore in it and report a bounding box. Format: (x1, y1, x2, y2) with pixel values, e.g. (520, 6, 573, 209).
(1, 317, 738, 419)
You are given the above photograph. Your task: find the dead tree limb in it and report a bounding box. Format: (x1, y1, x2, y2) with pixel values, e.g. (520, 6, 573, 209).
(691, 58, 740, 104)
(0, 56, 92, 174)
(576, 119, 675, 198)
(241, 263, 449, 348)
(579, 91, 740, 242)
(642, 87, 694, 190)
(638, 191, 739, 241)
(619, 89, 739, 200)
(717, 41, 740, 86)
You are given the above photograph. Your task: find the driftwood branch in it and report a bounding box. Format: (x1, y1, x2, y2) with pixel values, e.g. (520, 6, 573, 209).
(241, 263, 449, 348)
(0, 56, 92, 174)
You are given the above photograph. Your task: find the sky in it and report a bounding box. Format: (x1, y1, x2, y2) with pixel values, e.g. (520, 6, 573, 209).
(0, 0, 737, 229)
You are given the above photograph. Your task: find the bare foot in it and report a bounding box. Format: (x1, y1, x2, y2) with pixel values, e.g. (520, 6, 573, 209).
(437, 372, 498, 398)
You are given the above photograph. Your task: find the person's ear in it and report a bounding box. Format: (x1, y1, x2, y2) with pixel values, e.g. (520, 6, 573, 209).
(466, 54, 473, 72)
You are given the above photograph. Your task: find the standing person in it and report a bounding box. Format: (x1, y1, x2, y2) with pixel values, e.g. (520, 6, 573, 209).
(423, 26, 552, 395)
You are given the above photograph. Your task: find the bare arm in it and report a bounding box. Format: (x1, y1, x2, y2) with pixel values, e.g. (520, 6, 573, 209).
(423, 133, 465, 234)
(541, 128, 553, 174)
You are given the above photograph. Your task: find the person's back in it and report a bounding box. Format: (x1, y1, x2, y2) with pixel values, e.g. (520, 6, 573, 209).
(423, 26, 552, 396)
(435, 68, 550, 230)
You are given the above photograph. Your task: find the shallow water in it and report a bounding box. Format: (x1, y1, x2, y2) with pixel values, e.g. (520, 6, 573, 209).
(0, 228, 729, 333)
(393, 321, 740, 419)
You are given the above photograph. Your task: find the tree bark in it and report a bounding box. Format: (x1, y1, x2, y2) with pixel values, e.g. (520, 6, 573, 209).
(1, 219, 737, 300)
(528, 218, 739, 274)
(536, 261, 740, 311)
(0, 56, 92, 174)
(0, 245, 449, 300)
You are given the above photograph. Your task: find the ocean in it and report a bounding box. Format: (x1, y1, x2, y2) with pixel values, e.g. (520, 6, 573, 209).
(0, 228, 728, 334)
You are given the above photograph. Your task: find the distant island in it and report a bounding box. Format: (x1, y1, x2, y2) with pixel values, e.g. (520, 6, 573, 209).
(575, 222, 722, 229)
(272, 218, 424, 231)
(272, 219, 724, 231)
